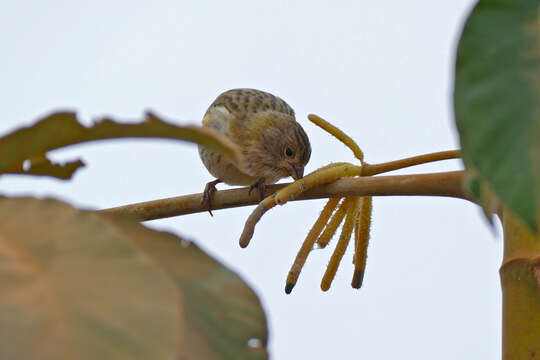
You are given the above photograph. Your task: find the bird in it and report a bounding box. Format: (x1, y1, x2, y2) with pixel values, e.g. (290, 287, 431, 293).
(198, 88, 311, 215)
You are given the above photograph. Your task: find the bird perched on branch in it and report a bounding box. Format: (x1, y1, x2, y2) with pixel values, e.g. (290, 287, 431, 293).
(199, 88, 311, 215)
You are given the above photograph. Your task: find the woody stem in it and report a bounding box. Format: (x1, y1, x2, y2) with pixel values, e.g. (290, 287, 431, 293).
(100, 170, 470, 221)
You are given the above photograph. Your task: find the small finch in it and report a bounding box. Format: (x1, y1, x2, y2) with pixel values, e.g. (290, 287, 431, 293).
(199, 88, 311, 214)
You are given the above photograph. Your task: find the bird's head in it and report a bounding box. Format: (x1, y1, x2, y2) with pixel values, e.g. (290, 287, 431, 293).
(244, 111, 311, 183)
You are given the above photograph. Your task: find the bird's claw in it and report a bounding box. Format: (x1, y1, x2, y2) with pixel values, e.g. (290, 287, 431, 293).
(248, 178, 266, 202)
(202, 179, 222, 216)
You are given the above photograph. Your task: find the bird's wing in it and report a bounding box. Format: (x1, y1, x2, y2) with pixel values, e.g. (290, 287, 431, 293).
(202, 104, 233, 136)
(208, 88, 295, 141)
(210, 88, 294, 118)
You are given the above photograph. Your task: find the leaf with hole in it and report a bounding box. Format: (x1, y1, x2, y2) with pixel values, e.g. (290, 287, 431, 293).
(0, 111, 244, 180)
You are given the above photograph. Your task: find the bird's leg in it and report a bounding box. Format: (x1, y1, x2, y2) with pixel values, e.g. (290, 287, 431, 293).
(248, 178, 266, 201)
(201, 179, 222, 216)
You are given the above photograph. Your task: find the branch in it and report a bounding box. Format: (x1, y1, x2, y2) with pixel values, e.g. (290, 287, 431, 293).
(362, 150, 460, 176)
(100, 171, 471, 221)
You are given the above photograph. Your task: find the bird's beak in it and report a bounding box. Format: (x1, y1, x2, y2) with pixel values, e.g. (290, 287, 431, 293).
(290, 165, 304, 180)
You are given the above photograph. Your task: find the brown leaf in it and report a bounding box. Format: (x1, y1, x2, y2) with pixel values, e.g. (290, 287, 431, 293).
(0, 111, 244, 180)
(0, 197, 267, 360)
(4, 154, 85, 179)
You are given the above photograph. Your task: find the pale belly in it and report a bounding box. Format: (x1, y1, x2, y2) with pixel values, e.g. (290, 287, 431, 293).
(198, 146, 257, 185)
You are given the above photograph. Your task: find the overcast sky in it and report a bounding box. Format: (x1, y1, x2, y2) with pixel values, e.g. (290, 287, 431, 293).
(1, 1, 503, 359)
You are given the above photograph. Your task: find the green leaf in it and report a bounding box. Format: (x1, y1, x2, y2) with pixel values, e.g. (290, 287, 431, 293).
(0, 197, 267, 360)
(0, 111, 244, 180)
(454, 0, 540, 232)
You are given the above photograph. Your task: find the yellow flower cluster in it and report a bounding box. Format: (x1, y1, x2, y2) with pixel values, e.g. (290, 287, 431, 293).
(240, 114, 373, 294)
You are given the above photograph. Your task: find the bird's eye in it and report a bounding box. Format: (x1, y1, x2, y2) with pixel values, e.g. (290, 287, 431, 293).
(285, 147, 294, 157)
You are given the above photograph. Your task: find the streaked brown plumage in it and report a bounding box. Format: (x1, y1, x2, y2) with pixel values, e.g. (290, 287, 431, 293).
(199, 88, 311, 214)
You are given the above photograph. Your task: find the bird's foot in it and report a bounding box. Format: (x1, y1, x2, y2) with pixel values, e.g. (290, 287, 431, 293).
(248, 178, 266, 202)
(201, 179, 222, 216)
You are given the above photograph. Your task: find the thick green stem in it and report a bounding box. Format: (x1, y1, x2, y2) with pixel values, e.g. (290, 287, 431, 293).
(501, 210, 540, 360)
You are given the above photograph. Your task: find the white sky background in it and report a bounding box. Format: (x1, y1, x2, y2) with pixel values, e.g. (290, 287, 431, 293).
(0, 1, 503, 359)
